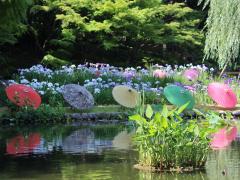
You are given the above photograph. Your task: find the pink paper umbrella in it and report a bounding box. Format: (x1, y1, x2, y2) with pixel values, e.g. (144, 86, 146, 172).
(208, 82, 237, 109)
(183, 69, 199, 81)
(153, 69, 166, 78)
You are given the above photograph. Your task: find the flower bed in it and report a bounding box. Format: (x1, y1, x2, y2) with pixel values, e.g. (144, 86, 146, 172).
(1, 63, 240, 122)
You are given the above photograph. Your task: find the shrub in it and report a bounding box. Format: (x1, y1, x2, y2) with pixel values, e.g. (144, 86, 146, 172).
(41, 54, 71, 68)
(1, 104, 67, 124)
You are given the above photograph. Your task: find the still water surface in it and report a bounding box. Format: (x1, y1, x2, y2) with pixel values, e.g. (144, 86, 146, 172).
(0, 124, 239, 180)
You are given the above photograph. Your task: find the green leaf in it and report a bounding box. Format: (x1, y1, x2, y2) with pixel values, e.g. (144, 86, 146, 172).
(154, 112, 161, 122)
(145, 104, 153, 119)
(160, 117, 168, 129)
(186, 142, 193, 146)
(129, 114, 146, 122)
(194, 126, 200, 136)
(177, 102, 190, 114)
(30, 5, 51, 14)
(193, 108, 205, 117)
(161, 105, 168, 118)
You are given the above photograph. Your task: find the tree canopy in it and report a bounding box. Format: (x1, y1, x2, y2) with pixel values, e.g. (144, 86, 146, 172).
(38, 0, 203, 64)
(0, 0, 205, 76)
(200, 0, 240, 69)
(0, 0, 32, 44)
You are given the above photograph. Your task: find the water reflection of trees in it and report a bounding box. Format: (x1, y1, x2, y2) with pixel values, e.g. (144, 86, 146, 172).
(1, 125, 239, 180)
(206, 141, 240, 180)
(0, 125, 135, 179)
(59, 150, 138, 180)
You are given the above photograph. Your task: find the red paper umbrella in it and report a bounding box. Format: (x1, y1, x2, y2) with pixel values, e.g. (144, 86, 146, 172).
(5, 84, 41, 109)
(6, 133, 41, 155)
(207, 82, 237, 108)
(210, 127, 238, 149)
(183, 69, 199, 81)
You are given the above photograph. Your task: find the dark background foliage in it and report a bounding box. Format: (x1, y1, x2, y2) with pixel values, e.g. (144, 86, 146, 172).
(0, 0, 210, 77)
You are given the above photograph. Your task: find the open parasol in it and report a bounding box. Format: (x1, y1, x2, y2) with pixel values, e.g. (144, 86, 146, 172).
(183, 68, 199, 81)
(62, 84, 94, 110)
(112, 85, 139, 108)
(153, 69, 166, 78)
(207, 82, 237, 109)
(5, 84, 41, 109)
(163, 84, 195, 110)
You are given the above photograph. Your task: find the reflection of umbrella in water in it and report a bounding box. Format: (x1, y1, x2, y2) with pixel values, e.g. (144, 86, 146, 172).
(62, 129, 112, 154)
(112, 85, 139, 108)
(5, 84, 41, 109)
(163, 84, 195, 110)
(208, 82, 237, 109)
(6, 133, 41, 155)
(62, 84, 94, 110)
(210, 126, 237, 149)
(112, 131, 133, 150)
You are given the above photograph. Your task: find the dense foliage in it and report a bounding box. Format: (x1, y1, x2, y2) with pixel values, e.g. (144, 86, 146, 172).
(200, 0, 240, 69)
(0, 0, 205, 77)
(42, 0, 203, 64)
(0, 0, 32, 44)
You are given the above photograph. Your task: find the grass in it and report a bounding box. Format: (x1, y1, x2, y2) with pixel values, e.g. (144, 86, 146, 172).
(65, 105, 128, 113)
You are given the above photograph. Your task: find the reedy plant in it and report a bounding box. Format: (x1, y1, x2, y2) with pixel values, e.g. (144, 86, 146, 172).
(130, 103, 219, 171)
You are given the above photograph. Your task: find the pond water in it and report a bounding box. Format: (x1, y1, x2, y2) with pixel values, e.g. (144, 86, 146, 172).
(0, 123, 239, 180)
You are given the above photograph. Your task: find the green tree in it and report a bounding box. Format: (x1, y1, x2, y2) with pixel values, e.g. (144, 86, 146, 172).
(0, 0, 32, 44)
(200, 0, 240, 71)
(37, 0, 204, 65)
(0, 0, 33, 77)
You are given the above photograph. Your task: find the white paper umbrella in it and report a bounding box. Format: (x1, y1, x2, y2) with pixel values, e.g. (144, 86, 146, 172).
(112, 85, 139, 108)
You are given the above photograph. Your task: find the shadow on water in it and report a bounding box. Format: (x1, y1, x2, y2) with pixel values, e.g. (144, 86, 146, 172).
(0, 123, 239, 180)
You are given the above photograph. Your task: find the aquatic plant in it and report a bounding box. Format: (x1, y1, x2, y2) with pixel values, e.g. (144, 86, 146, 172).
(129, 104, 218, 171)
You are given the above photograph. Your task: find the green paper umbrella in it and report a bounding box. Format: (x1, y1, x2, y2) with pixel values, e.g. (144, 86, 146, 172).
(163, 84, 195, 110)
